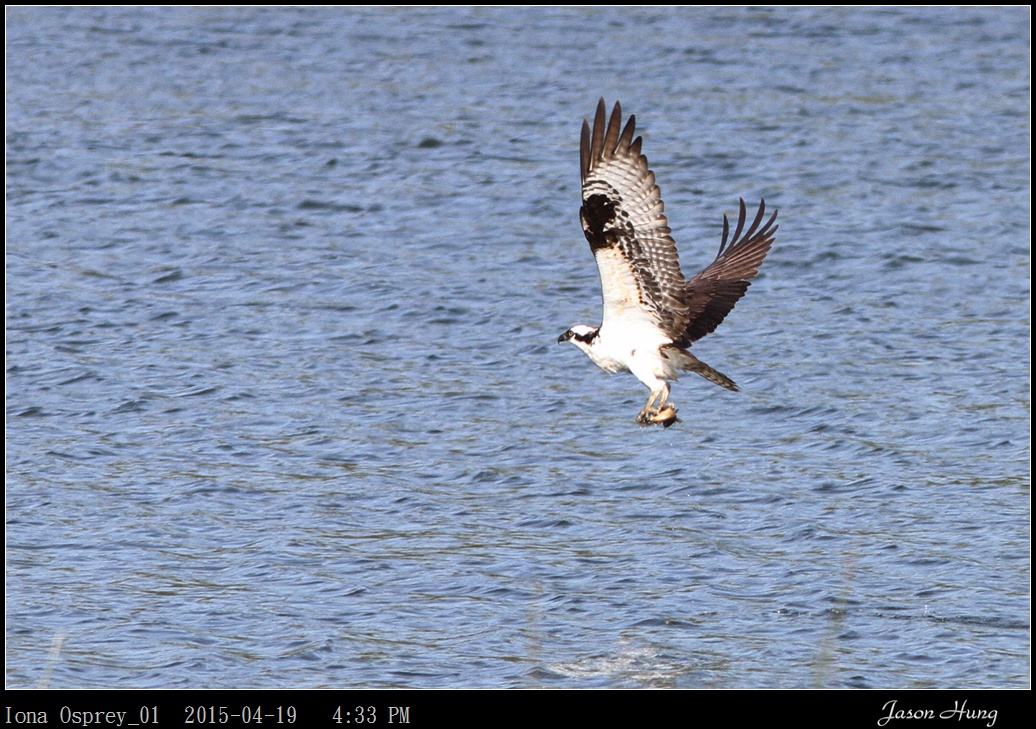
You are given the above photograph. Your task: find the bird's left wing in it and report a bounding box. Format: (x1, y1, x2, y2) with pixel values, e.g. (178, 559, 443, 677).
(580, 99, 690, 336)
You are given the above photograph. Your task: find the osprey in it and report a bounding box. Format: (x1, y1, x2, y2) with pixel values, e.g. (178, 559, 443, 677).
(559, 99, 778, 426)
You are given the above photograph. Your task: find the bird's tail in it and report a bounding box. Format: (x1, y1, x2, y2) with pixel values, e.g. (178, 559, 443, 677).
(661, 345, 740, 392)
(691, 360, 739, 391)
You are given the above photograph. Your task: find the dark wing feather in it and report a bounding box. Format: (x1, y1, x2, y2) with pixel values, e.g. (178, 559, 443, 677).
(676, 198, 778, 346)
(580, 99, 690, 336)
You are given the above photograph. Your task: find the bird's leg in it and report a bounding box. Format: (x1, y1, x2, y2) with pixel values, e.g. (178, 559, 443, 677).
(654, 383, 670, 410)
(636, 383, 670, 424)
(636, 391, 658, 423)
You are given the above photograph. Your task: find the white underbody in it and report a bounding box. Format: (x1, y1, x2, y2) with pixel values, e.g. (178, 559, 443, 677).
(570, 317, 677, 393)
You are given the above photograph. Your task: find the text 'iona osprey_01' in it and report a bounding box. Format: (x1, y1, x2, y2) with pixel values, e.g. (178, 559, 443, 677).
(559, 99, 778, 427)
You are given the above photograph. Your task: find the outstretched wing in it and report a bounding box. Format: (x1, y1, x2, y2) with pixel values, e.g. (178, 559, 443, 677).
(580, 99, 690, 336)
(677, 198, 778, 346)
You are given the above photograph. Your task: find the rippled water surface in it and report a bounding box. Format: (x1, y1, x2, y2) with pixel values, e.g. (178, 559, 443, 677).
(6, 7, 1029, 689)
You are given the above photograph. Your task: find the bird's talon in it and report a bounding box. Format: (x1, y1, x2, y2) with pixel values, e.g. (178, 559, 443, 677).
(649, 405, 679, 427)
(636, 410, 656, 425)
(635, 405, 678, 426)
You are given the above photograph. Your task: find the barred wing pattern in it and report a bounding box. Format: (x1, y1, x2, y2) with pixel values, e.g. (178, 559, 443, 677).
(580, 99, 690, 337)
(579, 98, 778, 346)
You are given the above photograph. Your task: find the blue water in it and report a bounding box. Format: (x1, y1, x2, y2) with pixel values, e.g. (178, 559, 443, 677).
(6, 6, 1029, 689)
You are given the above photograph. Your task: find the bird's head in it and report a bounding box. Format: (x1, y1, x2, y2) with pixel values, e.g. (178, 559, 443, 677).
(558, 325, 599, 350)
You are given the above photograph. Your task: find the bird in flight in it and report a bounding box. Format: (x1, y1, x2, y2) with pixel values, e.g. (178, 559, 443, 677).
(559, 99, 778, 427)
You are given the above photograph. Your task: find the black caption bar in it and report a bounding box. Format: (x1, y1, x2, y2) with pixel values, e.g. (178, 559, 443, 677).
(4, 689, 1026, 727)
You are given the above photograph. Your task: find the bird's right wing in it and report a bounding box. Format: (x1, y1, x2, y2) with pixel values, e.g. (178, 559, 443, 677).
(678, 198, 778, 346)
